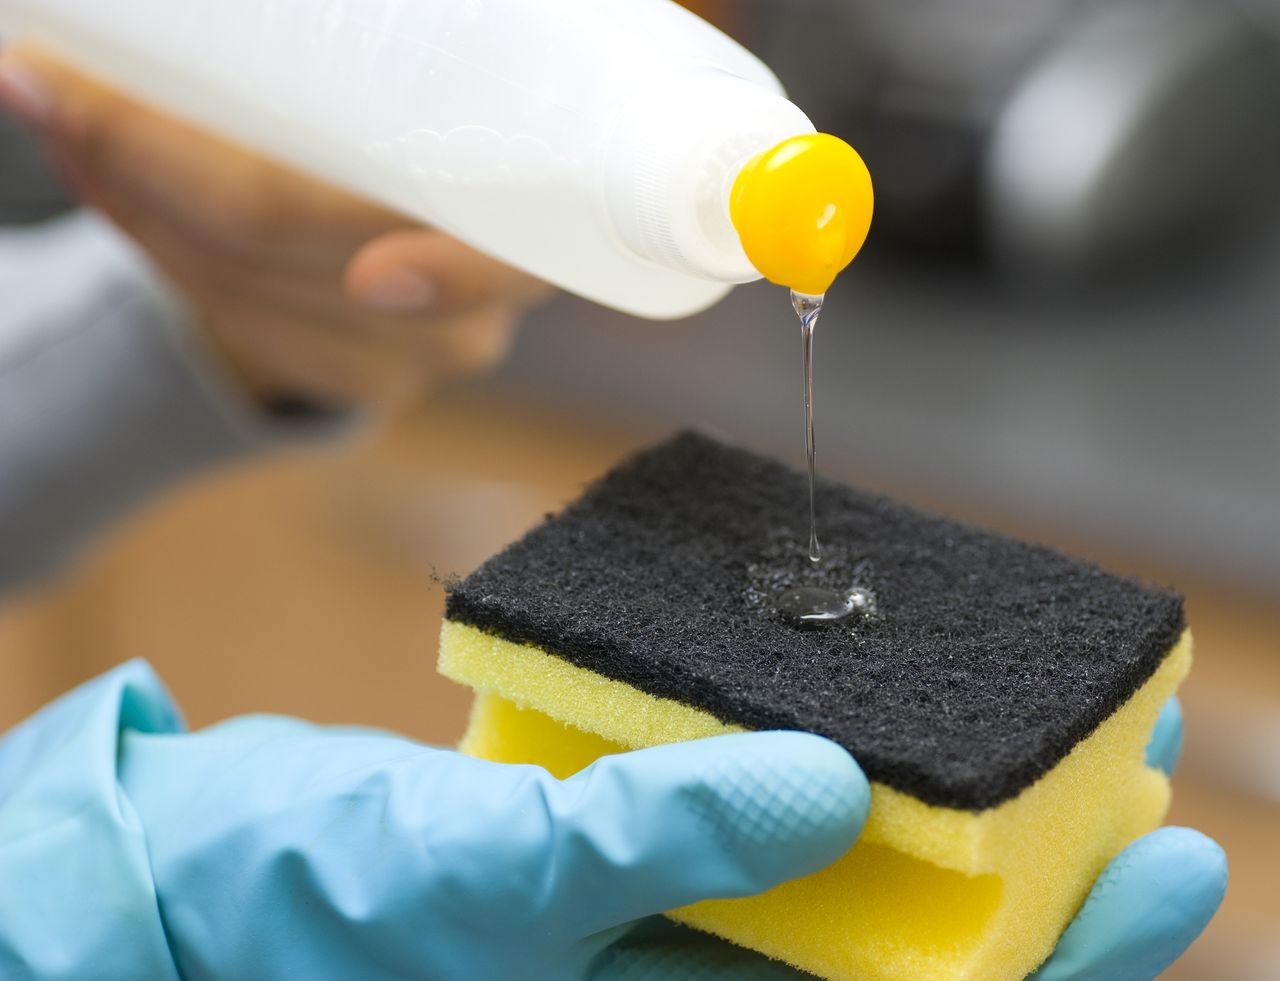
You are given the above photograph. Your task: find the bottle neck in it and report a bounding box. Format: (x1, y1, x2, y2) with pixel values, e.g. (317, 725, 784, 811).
(605, 71, 815, 284)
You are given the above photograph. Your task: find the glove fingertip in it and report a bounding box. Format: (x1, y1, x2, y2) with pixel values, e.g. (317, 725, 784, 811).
(1032, 826, 1227, 981)
(1155, 826, 1228, 910)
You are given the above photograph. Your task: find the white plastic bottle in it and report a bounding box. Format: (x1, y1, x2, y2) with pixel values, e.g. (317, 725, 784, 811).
(0, 0, 817, 318)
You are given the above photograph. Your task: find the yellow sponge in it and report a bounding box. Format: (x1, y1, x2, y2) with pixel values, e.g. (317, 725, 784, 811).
(435, 433, 1191, 979)
(440, 623, 1190, 981)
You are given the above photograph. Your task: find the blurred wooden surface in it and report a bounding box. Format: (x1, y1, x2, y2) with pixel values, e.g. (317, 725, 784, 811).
(1, 388, 1275, 978)
(0, 392, 637, 744)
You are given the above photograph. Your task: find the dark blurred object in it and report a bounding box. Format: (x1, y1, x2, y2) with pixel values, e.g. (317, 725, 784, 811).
(740, 0, 1280, 279)
(0, 108, 73, 224)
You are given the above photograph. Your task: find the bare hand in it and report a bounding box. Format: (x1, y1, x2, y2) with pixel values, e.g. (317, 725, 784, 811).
(0, 44, 553, 413)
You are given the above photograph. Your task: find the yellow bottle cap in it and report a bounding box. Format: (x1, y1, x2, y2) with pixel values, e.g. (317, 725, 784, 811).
(730, 133, 874, 296)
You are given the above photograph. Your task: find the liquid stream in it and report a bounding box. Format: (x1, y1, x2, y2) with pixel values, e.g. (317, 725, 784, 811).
(791, 289, 824, 565)
(769, 290, 870, 625)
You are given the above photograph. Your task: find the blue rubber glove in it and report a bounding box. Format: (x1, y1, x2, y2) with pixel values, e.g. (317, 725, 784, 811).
(0, 660, 868, 980)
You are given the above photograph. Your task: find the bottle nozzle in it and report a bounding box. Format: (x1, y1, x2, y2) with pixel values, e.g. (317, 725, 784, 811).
(730, 133, 874, 296)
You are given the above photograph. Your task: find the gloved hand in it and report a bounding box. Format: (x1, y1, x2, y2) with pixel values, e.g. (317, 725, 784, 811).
(0, 662, 1225, 981)
(0, 660, 868, 980)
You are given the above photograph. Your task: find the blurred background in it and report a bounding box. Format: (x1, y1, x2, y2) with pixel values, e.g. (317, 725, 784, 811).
(2, 0, 1278, 976)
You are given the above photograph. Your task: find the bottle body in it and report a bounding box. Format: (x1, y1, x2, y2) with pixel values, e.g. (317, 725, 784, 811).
(0, 0, 814, 318)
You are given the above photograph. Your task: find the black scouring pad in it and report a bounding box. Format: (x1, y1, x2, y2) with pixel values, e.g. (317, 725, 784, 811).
(444, 431, 1184, 811)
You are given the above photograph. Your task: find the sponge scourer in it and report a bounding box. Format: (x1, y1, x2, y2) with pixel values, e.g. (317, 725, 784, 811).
(439, 432, 1190, 980)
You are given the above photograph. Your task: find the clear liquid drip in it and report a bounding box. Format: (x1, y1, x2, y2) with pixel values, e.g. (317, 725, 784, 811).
(774, 585, 876, 625)
(791, 290, 825, 564)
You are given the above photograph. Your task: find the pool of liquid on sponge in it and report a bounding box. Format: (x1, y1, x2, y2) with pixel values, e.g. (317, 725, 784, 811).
(774, 584, 876, 625)
(769, 289, 872, 624)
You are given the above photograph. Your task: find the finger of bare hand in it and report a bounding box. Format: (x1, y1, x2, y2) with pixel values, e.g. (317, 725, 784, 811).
(345, 230, 554, 317)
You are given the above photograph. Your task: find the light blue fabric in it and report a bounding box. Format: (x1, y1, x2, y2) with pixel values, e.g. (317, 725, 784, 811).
(0, 664, 1224, 980)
